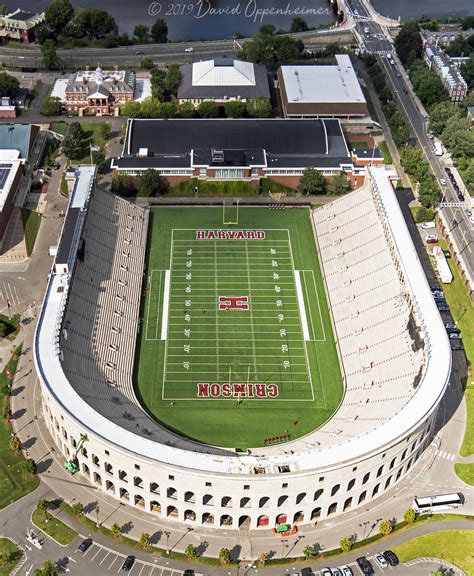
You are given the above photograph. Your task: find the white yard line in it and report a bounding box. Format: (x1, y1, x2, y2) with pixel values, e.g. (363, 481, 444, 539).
(160, 270, 171, 340)
(245, 241, 258, 378)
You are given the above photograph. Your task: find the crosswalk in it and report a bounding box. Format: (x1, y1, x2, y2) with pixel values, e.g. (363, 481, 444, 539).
(438, 450, 456, 461)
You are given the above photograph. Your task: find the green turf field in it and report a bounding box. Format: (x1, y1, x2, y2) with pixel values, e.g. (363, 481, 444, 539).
(134, 206, 342, 449)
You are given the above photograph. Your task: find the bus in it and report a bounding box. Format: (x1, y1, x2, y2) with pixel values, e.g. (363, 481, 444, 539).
(412, 493, 463, 514)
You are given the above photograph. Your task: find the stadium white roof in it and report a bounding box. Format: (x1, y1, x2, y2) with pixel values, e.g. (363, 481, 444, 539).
(192, 59, 255, 87)
(281, 55, 366, 105)
(0, 159, 21, 213)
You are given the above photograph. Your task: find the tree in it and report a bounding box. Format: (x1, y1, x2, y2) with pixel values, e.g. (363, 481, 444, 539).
(160, 101, 177, 118)
(0, 72, 19, 97)
(197, 100, 219, 118)
(141, 57, 155, 70)
(290, 17, 309, 33)
(429, 101, 462, 135)
(404, 507, 417, 523)
(185, 544, 197, 559)
(419, 177, 440, 208)
(45, 0, 74, 36)
(339, 536, 353, 552)
(41, 40, 62, 71)
(224, 100, 245, 118)
(139, 532, 151, 549)
(150, 68, 166, 101)
(111, 522, 121, 538)
(379, 519, 393, 536)
(395, 20, 423, 63)
(34, 560, 59, 576)
(139, 97, 161, 118)
(150, 18, 168, 43)
(71, 502, 84, 516)
(70, 8, 117, 39)
(9, 434, 21, 454)
(111, 173, 134, 196)
(62, 122, 84, 160)
(446, 34, 471, 57)
(464, 161, 474, 194)
(241, 33, 303, 69)
(2, 404, 11, 420)
(134, 24, 149, 43)
(219, 547, 232, 566)
(121, 100, 142, 117)
(410, 66, 447, 108)
(164, 64, 181, 98)
(179, 101, 195, 118)
(137, 169, 167, 197)
(257, 552, 268, 567)
(23, 458, 37, 475)
(327, 171, 349, 196)
(303, 544, 316, 559)
(259, 24, 275, 35)
(299, 167, 325, 195)
(40, 96, 62, 116)
(247, 96, 272, 118)
(460, 54, 474, 88)
(36, 499, 49, 520)
(0, 550, 12, 566)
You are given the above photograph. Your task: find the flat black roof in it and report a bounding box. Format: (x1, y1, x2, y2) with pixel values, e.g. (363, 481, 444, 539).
(56, 208, 80, 266)
(117, 119, 350, 170)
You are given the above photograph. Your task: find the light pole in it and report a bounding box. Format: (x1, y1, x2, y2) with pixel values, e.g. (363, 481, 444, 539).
(164, 530, 170, 554)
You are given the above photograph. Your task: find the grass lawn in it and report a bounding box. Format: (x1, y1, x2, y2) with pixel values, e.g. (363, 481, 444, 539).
(409, 206, 435, 223)
(32, 508, 77, 546)
(21, 208, 41, 257)
(393, 530, 474, 576)
(0, 348, 39, 509)
(0, 538, 22, 576)
(437, 239, 474, 456)
(50, 122, 67, 136)
(169, 179, 260, 197)
(454, 463, 474, 486)
(60, 174, 69, 197)
(50, 122, 110, 164)
(348, 140, 369, 149)
(379, 140, 393, 164)
(361, 85, 380, 123)
(135, 207, 342, 449)
(38, 139, 59, 169)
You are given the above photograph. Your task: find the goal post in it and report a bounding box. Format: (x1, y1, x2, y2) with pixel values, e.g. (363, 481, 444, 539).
(223, 199, 239, 225)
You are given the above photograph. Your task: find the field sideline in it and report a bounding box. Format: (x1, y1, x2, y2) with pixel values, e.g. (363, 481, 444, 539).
(134, 207, 342, 449)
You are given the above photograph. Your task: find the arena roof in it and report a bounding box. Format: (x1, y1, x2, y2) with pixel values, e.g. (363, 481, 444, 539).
(35, 167, 451, 476)
(279, 55, 366, 105)
(0, 160, 22, 213)
(115, 118, 351, 170)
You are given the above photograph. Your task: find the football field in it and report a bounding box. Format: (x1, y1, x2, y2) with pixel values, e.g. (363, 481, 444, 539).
(135, 207, 342, 449)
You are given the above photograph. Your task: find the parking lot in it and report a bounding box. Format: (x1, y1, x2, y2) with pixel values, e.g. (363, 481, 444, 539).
(75, 541, 202, 576)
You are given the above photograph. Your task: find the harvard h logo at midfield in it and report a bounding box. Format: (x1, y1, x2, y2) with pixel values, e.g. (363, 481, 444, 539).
(219, 296, 249, 310)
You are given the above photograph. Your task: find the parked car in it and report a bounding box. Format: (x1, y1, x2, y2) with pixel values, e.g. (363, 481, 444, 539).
(77, 538, 92, 552)
(457, 191, 464, 201)
(182, 571, 195, 576)
(451, 341, 464, 351)
(331, 569, 342, 576)
(425, 234, 438, 244)
(321, 569, 332, 576)
(421, 221, 436, 229)
(440, 178, 447, 185)
(383, 550, 399, 566)
(122, 556, 135, 571)
(469, 215, 474, 225)
(340, 566, 353, 576)
(446, 327, 460, 334)
(445, 167, 452, 174)
(445, 322, 457, 330)
(434, 296, 446, 303)
(185, 46, 194, 52)
(431, 289, 444, 298)
(375, 553, 388, 569)
(356, 557, 374, 575)
(436, 302, 450, 312)
(449, 332, 462, 340)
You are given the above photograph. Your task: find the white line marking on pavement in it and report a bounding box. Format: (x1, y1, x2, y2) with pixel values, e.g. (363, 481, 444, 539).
(99, 551, 110, 565)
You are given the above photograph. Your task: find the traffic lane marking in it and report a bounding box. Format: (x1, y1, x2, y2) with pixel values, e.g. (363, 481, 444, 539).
(108, 554, 119, 570)
(99, 551, 111, 565)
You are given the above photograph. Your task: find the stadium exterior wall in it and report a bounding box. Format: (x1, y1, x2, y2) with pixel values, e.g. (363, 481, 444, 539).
(40, 387, 436, 529)
(35, 167, 449, 533)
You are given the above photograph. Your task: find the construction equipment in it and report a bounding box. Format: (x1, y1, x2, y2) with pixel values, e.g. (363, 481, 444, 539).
(64, 433, 87, 474)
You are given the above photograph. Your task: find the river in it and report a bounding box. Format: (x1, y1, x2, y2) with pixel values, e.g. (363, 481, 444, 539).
(12, 0, 474, 40)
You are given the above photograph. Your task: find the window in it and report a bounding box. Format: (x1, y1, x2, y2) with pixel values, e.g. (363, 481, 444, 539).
(244, 485, 250, 490)
(352, 466, 357, 472)
(314, 489, 323, 501)
(372, 483, 380, 497)
(282, 483, 288, 489)
(376, 465, 384, 478)
(105, 450, 109, 456)
(135, 464, 140, 470)
(362, 472, 370, 485)
(347, 478, 355, 491)
(389, 457, 396, 470)
(205, 482, 212, 487)
(169, 475, 174, 481)
(214, 168, 244, 180)
(330, 484, 340, 497)
(319, 477, 324, 482)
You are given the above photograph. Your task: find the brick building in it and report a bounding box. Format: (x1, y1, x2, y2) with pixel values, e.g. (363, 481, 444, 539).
(65, 67, 135, 116)
(112, 118, 368, 190)
(424, 45, 468, 102)
(278, 55, 368, 119)
(0, 9, 44, 43)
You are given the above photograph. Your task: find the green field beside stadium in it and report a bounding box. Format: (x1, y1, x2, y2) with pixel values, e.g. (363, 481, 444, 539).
(134, 206, 342, 449)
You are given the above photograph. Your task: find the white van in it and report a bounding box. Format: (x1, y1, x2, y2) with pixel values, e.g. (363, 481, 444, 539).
(421, 221, 436, 229)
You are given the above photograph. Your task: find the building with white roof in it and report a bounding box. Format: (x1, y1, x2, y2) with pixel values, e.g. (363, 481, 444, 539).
(278, 55, 368, 119)
(177, 58, 270, 105)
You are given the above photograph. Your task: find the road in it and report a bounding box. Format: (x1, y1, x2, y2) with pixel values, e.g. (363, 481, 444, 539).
(346, 0, 474, 289)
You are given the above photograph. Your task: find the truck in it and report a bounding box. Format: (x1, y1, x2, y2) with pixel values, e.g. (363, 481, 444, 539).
(433, 141, 443, 156)
(433, 246, 453, 284)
